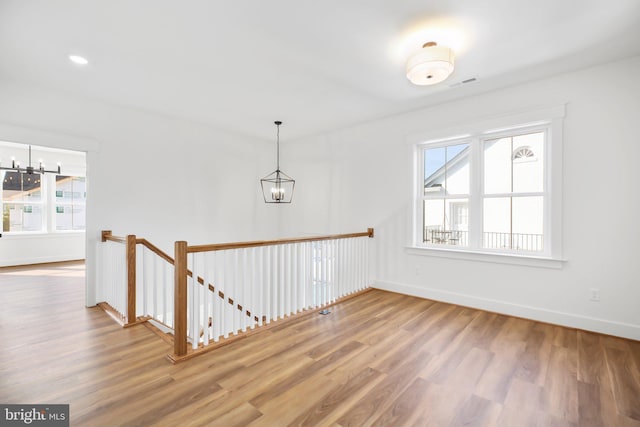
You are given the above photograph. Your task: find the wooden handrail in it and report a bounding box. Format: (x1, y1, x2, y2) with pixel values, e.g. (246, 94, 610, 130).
(138, 238, 175, 265)
(187, 228, 374, 253)
(101, 230, 126, 244)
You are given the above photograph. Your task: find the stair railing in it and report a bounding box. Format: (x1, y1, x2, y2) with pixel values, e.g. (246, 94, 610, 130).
(98, 228, 374, 362)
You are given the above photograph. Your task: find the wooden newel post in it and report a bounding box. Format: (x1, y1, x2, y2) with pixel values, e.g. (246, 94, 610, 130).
(174, 241, 188, 357)
(126, 235, 137, 325)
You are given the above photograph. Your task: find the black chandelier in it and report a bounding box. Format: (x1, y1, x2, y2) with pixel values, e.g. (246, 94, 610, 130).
(0, 145, 61, 175)
(260, 121, 295, 203)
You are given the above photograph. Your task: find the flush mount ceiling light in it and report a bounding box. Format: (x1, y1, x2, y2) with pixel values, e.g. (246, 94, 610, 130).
(260, 121, 295, 204)
(68, 54, 89, 65)
(406, 41, 454, 86)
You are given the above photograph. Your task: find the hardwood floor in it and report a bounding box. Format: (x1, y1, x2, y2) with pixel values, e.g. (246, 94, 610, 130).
(1, 262, 640, 426)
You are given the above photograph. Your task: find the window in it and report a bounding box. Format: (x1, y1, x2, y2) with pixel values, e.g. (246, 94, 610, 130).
(2, 172, 44, 232)
(414, 109, 564, 260)
(483, 131, 545, 252)
(1, 171, 86, 234)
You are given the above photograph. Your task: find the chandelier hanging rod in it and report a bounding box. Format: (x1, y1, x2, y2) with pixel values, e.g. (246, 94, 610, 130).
(275, 120, 282, 171)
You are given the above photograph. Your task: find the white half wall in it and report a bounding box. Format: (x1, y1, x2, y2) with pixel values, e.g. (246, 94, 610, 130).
(279, 56, 640, 340)
(0, 233, 85, 267)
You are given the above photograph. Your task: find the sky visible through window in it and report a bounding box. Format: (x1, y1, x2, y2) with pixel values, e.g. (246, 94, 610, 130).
(424, 143, 467, 182)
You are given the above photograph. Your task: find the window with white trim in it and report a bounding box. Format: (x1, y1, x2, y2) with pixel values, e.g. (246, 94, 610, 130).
(1, 142, 86, 235)
(1, 172, 86, 233)
(416, 120, 558, 258)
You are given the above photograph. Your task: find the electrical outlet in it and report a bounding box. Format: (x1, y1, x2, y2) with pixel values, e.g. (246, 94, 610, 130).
(589, 288, 600, 302)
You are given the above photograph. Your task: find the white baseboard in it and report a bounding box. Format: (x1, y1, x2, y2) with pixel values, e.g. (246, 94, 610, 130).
(373, 280, 640, 341)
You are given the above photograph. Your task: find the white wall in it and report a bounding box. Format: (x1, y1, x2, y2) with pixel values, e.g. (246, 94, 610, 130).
(0, 79, 279, 305)
(0, 233, 85, 266)
(280, 56, 640, 340)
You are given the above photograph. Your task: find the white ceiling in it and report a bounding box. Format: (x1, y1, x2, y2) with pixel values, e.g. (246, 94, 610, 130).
(1, 1, 640, 141)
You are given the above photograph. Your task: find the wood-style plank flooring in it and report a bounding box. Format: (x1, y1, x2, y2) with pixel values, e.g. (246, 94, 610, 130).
(1, 262, 640, 426)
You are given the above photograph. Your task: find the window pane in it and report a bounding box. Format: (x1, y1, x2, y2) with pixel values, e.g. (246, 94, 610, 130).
(56, 205, 86, 231)
(2, 172, 42, 202)
(483, 197, 511, 249)
(483, 196, 544, 252)
(2, 203, 42, 232)
(424, 147, 445, 195)
(512, 132, 544, 193)
(512, 196, 543, 251)
(55, 175, 86, 231)
(72, 177, 87, 202)
(56, 175, 86, 203)
(445, 143, 470, 194)
(423, 198, 469, 246)
(484, 137, 512, 194)
(424, 143, 470, 195)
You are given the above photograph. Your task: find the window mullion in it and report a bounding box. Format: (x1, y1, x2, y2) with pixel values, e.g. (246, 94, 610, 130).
(469, 137, 482, 250)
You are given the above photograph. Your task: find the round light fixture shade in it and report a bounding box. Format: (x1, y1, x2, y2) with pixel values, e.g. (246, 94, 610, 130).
(406, 42, 454, 86)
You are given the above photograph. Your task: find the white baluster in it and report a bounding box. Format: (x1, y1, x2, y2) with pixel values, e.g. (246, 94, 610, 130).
(220, 250, 228, 339)
(360, 237, 365, 290)
(190, 253, 198, 350)
(231, 249, 238, 335)
(239, 249, 245, 332)
(202, 252, 211, 346)
(278, 244, 284, 319)
(284, 244, 290, 317)
(291, 243, 298, 314)
(264, 246, 271, 324)
(271, 245, 277, 322)
(356, 238, 364, 290)
(162, 263, 175, 328)
(330, 240, 336, 303)
(212, 251, 220, 342)
(350, 238, 356, 294)
(322, 240, 328, 306)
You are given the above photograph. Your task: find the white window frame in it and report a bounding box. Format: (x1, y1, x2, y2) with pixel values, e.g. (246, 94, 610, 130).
(1, 172, 86, 235)
(408, 105, 565, 268)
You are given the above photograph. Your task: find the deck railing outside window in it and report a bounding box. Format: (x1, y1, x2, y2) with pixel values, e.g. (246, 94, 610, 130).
(424, 227, 543, 252)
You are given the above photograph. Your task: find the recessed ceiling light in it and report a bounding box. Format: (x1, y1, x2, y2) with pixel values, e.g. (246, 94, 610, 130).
(68, 55, 89, 65)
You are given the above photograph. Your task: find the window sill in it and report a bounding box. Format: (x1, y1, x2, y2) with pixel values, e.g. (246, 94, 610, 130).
(1, 231, 85, 240)
(405, 246, 566, 269)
